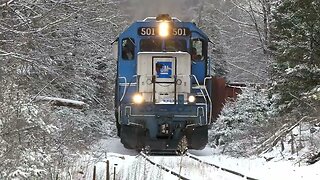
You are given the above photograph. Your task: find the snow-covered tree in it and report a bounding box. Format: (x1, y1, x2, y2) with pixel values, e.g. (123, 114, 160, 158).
(271, 0, 320, 112)
(191, 0, 275, 82)
(0, 0, 126, 178)
(209, 87, 277, 155)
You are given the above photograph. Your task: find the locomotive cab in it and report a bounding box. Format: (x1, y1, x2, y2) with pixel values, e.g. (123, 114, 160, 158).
(114, 14, 212, 151)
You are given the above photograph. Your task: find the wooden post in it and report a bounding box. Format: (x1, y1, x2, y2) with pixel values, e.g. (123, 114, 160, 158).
(93, 165, 96, 180)
(291, 132, 295, 154)
(113, 164, 118, 180)
(106, 160, 110, 180)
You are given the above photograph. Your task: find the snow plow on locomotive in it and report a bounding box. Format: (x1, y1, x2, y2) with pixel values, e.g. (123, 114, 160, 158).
(113, 14, 236, 151)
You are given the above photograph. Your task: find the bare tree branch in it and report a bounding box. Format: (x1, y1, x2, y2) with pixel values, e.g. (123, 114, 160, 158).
(0, 0, 14, 7)
(226, 61, 264, 80)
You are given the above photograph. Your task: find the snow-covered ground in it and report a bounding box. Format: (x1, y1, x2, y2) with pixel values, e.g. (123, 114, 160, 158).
(67, 138, 320, 180)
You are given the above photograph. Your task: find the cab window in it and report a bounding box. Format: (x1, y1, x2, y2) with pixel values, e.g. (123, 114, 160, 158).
(140, 39, 162, 52)
(122, 38, 135, 60)
(191, 39, 203, 60)
(140, 39, 187, 52)
(165, 39, 187, 52)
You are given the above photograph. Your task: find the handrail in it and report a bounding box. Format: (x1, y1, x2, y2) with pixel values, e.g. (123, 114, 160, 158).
(191, 75, 209, 124)
(118, 75, 137, 102)
(118, 77, 127, 102)
(142, 17, 181, 22)
(147, 74, 192, 104)
(124, 74, 211, 125)
(204, 76, 213, 124)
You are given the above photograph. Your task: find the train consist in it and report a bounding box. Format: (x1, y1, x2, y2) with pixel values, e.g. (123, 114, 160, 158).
(113, 14, 216, 151)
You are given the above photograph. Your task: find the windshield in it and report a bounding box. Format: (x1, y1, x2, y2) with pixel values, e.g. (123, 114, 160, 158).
(140, 39, 187, 52)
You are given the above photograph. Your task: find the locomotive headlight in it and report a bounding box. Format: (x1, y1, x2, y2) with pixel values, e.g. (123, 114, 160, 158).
(188, 95, 196, 103)
(132, 93, 144, 104)
(159, 22, 170, 37)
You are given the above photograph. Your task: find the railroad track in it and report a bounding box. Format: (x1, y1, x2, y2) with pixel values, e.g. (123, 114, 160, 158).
(139, 151, 259, 180)
(140, 152, 190, 180)
(185, 153, 259, 180)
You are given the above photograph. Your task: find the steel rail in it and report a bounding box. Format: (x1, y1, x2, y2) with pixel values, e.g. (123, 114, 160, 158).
(185, 153, 259, 180)
(139, 152, 191, 180)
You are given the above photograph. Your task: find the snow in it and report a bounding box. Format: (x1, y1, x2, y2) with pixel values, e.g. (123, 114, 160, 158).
(204, 154, 320, 180)
(68, 138, 320, 180)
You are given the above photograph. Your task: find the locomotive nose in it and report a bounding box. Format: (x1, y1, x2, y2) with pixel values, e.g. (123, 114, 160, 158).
(116, 14, 211, 151)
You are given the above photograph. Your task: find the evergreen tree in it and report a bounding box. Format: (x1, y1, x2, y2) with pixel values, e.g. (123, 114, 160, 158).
(209, 87, 277, 155)
(272, 0, 320, 110)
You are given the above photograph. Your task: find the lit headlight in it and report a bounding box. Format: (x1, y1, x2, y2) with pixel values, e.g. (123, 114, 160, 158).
(188, 95, 196, 103)
(159, 22, 169, 37)
(133, 93, 144, 104)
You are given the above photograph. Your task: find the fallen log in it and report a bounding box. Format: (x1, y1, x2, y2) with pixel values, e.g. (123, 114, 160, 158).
(34, 96, 86, 109)
(253, 116, 309, 154)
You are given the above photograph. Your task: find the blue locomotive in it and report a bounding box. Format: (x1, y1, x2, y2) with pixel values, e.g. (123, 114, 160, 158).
(113, 14, 213, 151)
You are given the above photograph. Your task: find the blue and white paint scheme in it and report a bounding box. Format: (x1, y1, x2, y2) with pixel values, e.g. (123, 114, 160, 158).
(114, 14, 213, 151)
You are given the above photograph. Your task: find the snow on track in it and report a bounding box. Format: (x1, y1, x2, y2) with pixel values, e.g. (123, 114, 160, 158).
(70, 138, 320, 180)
